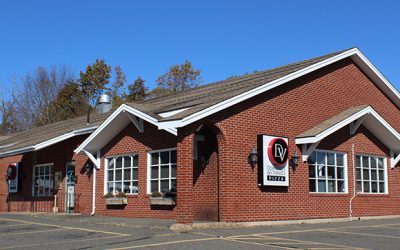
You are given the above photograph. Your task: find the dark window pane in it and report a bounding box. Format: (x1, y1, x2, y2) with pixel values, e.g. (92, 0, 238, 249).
(371, 182, 378, 193)
(151, 153, 159, 165)
(308, 152, 316, 165)
(357, 181, 362, 192)
(151, 167, 158, 179)
(108, 170, 114, 181)
(363, 169, 369, 180)
(124, 156, 131, 168)
(356, 156, 361, 168)
(356, 168, 361, 180)
(124, 168, 131, 181)
(337, 154, 344, 166)
(108, 159, 114, 169)
(337, 167, 345, 179)
(379, 182, 385, 193)
(171, 179, 177, 192)
(160, 151, 169, 164)
(362, 157, 369, 169)
(123, 182, 130, 193)
(161, 165, 169, 178)
(317, 165, 326, 177)
(115, 170, 122, 181)
(363, 181, 370, 192)
(378, 158, 384, 169)
(327, 166, 335, 179)
(132, 181, 138, 193)
(116, 157, 122, 168)
(327, 153, 335, 165)
(171, 150, 177, 164)
(328, 180, 336, 192)
(309, 165, 316, 178)
(115, 182, 122, 193)
(107, 182, 113, 193)
(132, 168, 138, 180)
(318, 180, 326, 192)
(371, 170, 377, 180)
(317, 152, 325, 165)
(379, 170, 384, 181)
(133, 155, 138, 167)
(160, 180, 169, 193)
(171, 164, 177, 178)
(309, 179, 316, 192)
(371, 158, 377, 169)
(151, 180, 158, 193)
(337, 181, 345, 192)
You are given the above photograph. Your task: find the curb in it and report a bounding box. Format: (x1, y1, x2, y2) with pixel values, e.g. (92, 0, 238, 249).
(170, 215, 400, 232)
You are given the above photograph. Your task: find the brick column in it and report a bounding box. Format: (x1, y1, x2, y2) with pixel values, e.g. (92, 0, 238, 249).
(176, 127, 194, 224)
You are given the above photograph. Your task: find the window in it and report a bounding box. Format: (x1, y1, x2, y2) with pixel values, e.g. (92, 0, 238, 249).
(33, 164, 54, 196)
(308, 151, 346, 193)
(106, 155, 138, 194)
(356, 155, 386, 194)
(148, 149, 177, 194)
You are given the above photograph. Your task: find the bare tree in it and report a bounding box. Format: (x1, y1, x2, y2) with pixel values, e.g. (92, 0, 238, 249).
(0, 89, 20, 135)
(17, 65, 74, 128)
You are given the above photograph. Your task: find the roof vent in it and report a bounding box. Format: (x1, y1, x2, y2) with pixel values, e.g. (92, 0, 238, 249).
(97, 94, 112, 114)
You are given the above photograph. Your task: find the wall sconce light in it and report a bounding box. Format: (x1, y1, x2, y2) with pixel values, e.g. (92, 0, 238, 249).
(248, 148, 258, 167)
(85, 162, 92, 175)
(290, 150, 299, 170)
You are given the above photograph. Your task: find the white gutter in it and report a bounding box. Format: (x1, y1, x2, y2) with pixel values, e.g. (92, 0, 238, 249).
(349, 144, 356, 220)
(91, 151, 100, 216)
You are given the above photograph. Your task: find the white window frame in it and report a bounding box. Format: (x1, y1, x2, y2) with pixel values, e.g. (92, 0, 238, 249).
(356, 154, 388, 194)
(32, 163, 54, 197)
(104, 153, 139, 195)
(147, 147, 177, 194)
(308, 149, 348, 194)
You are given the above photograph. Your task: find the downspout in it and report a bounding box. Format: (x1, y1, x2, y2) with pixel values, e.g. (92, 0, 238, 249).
(91, 151, 100, 216)
(349, 144, 356, 221)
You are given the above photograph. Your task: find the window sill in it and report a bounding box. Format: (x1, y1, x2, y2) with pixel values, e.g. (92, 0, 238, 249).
(309, 192, 349, 197)
(356, 193, 389, 197)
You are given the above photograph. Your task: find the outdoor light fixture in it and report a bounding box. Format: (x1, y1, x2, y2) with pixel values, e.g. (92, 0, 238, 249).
(290, 150, 299, 170)
(248, 147, 258, 167)
(85, 162, 92, 175)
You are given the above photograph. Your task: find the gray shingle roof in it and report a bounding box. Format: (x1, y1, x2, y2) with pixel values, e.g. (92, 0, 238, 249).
(297, 105, 369, 138)
(0, 111, 111, 154)
(130, 48, 352, 121)
(0, 48, 352, 155)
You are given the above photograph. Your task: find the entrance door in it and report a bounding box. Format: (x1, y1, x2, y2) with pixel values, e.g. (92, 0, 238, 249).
(65, 162, 75, 213)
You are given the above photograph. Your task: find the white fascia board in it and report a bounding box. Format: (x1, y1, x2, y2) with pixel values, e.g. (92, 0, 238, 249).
(158, 107, 190, 118)
(0, 127, 98, 158)
(34, 126, 98, 151)
(75, 104, 177, 155)
(0, 146, 35, 158)
(158, 48, 400, 130)
(295, 107, 400, 146)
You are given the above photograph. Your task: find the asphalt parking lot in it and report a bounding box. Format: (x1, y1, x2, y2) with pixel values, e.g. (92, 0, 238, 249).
(1, 213, 400, 249)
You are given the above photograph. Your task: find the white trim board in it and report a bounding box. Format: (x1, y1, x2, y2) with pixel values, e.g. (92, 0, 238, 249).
(158, 48, 400, 130)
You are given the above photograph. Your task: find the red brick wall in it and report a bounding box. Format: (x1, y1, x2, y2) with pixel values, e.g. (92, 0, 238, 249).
(187, 58, 400, 222)
(0, 135, 90, 213)
(93, 121, 177, 219)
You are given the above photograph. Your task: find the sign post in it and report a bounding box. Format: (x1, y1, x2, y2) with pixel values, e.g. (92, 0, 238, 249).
(258, 135, 289, 186)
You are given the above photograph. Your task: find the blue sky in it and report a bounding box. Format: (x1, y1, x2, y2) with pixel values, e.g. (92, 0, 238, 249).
(0, 0, 399, 100)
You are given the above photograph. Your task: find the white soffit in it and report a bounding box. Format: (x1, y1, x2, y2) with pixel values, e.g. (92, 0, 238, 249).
(158, 48, 400, 130)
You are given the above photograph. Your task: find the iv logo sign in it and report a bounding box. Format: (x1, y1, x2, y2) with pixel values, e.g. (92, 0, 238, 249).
(258, 135, 289, 187)
(268, 138, 288, 166)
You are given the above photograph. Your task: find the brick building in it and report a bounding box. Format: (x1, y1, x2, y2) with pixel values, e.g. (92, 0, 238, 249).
(1, 47, 400, 224)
